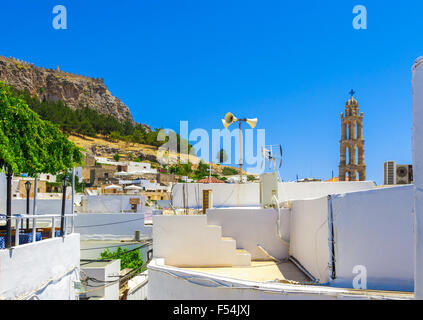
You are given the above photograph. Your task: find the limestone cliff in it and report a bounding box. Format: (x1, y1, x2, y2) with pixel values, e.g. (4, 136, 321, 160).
(0, 56, 134, 123)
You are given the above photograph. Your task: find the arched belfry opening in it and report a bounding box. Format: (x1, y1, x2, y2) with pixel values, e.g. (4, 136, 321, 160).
(339, 90, 366, 181)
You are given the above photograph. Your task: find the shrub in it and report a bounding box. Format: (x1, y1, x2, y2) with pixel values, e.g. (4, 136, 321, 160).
(100, 247, 145, 271)
(222, 167, 238, 176)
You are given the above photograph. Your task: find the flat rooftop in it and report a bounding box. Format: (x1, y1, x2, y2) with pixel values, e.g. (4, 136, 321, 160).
(184, 261, 310, 284)
(80, 260, 118, 268)
(180, 261, 414, 299)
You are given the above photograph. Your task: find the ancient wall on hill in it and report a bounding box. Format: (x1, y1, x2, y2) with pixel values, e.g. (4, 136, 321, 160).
(0, 56, 134, 123)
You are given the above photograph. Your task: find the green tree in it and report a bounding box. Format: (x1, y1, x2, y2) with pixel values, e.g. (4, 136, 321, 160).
(109, 131, 121, 142)
(113, 153, 121, 161)
(193, 160, 209, 180)
(100, 247, 145, 271)
(57, 172, 86, 193)
(222, 166, 239, 176)
(0, 82, 82, 176)
(217, 148, 228, 163)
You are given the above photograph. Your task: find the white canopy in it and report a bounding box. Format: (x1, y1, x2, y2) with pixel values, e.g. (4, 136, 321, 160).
(115, 170, 150, 177)
(104, 184, 123, 190)
(114, 171, 130, 177)
(124, 185, 144, 190)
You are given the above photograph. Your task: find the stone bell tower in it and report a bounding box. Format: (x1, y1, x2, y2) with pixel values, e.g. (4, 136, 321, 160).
(339, 90, 366, 181)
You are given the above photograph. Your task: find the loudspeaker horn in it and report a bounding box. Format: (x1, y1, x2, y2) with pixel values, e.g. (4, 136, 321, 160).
(245, 118, 258, 129)
(222, 112, 238, 128)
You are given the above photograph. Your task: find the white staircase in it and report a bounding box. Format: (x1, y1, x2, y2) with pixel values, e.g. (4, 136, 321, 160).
(206, 226, 251, 267)
(153, 216, 251, 267)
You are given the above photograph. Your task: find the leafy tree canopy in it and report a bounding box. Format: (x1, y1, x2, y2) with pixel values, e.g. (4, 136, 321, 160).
(100, 247, 145, 271)
(217, 148, 228, 163)
(222, 166, 239, 176)
(0, 82, 82, 176)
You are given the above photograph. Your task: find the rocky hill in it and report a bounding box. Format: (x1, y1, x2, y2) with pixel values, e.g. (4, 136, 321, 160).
(0, 55, 133, 123)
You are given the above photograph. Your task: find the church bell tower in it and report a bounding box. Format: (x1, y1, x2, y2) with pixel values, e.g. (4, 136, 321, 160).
(339, 90, 366, 181)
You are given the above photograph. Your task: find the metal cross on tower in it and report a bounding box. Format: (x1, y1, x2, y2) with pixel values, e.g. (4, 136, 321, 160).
(349, 89, 356, 97)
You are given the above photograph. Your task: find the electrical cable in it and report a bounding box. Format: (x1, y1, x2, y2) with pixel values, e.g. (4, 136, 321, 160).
(75, 216, 146, 228)
(81, 240, 152, 251)
(151, 267, 327, 293)
(80, 254, 152, 295)
(6, 266, 80, 301)
(80, 243, 152, 266)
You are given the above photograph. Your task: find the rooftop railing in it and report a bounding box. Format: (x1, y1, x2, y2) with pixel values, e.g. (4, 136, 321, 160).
(0, 214, 76, 249)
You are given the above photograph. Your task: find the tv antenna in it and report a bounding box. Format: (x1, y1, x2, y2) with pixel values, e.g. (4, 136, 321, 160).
(261, 144, 283, 179)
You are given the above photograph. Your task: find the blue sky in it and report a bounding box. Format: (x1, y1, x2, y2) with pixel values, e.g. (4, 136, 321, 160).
(1, 1, 421, 184)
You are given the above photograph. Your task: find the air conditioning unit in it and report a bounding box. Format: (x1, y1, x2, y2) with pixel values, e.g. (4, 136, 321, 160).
(260, 173, 278, 208)
(384, 161, 396, 185)
(396, 164, 412, 184)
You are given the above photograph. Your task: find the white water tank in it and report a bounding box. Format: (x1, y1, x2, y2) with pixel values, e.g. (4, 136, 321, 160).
(260, 173, 278, 208)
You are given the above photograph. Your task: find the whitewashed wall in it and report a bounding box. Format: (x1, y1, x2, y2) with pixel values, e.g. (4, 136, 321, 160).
(147, 259, 383, 300)
(75, 213, 152, 240)
(81, 260, 120, 300)
(84, 195, 145, 214)
(290, 197, 330, 283)
(207, 208, 290, 261)
(0, 233, 80, 300)
(127, 271, 148, 300)
(331, 185, 414, 292)
(172, 183, 259, 208)
(0, 173, 73, 215)
(278, 181, 375, 201)
(171, 181, 375, 208)
(153, 215, 246, 267)
(413, 57, 423, 299)
(10, 199, 72, 215)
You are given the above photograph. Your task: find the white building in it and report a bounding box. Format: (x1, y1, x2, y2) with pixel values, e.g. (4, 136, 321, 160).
(225, 175, 248, 184)
(149, 182, 415, 299)
(138, 180, 168, 192)
(147, 56, 423, 300)
(0, 173, 80, 300)
(95, 157, 157, 175)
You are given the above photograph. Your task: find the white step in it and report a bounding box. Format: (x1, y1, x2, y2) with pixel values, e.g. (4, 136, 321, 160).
(234, 249, 251, 267)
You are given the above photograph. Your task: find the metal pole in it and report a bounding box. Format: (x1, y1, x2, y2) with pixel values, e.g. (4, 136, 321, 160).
(6, 173, 12, 248)
(121, 191, 124, 213)
(238, 121, 243, 184)
(71, 168, 75, 234)
(26, 183, 30, 230)
(60, 177, 68, 237)
(32, 177, 38, 215)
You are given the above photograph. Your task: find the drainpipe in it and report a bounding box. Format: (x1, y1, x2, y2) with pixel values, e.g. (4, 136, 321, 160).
(6, 173, 12, 248)
(328, 195, 336, 281)
(271, 194, 289, 247)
